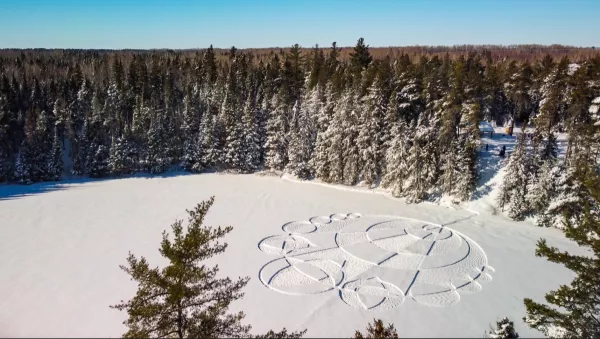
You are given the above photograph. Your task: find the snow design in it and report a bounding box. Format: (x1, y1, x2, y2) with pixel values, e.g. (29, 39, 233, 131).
(258, 214, 493, 311)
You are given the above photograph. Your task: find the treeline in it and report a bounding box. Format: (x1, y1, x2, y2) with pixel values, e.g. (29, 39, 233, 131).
(0, 38, 599, 208)
(2, 43, 598, 66)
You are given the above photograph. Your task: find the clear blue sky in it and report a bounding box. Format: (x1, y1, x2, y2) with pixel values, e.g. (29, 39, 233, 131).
(1, 0, 598, 49)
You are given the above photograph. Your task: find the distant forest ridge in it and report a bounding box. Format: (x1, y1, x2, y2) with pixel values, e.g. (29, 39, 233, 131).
(1, 43, 599, 62)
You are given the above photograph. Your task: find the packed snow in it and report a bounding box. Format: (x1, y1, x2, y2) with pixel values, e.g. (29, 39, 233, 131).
(0, 172, 583, 338)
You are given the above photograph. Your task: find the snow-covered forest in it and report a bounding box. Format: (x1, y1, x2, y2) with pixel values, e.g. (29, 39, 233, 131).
(1, 40, 599, 225)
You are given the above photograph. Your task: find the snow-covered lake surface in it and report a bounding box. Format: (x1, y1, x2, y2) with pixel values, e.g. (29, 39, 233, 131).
(0, 172, 583, 338)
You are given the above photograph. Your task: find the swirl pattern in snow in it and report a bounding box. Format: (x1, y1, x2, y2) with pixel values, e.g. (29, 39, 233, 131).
(258, 213, 494, 311)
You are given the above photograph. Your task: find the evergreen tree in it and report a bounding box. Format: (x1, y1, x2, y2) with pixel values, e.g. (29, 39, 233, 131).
(523, 172, 600, 338)
(405, 115, 437, 203)
(109, 136, 135, 176)
(180, 90, 201, 172)
(264, 90, 289, 171)
(355, 319, 399, 339)
(146, 109, 170, 174)
(286, 100, 313, 179)
(88, 143, 110, 178)
(47, 130, 63, 181)
(382, 120, 411, 196)
(497, 131, 529, 220)
(341, 91, 360, 185)
(485, 317, 520, 339)
(358, 73, 385, 187)
(238, 95, 260, 173)
(14, 139, 33, 184)
(111, 197, 306, 339)
(350, 38, 373, 74)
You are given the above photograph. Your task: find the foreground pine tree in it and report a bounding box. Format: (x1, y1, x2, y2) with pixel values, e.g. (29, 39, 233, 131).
(485, 317, 519, 338)
(355, 319, 399, 339)
(523, 172, 600, 338)
(111, 197, 306, 338)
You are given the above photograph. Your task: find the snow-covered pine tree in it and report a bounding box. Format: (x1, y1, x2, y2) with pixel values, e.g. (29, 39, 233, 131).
(14, 140, 32, 184)
(264, 89, 289, 171)
(199, 108, 217, 169)
(485, 317, 519, 338)
(241, 95, 261, 173)
(47, 130, 63, 181)
(146, 109, 170, 174)
(312, 84, 336, 182)
(404, 115, 436, 203)
(381, 120, 411, 197)
(497, 131, 529, 220)
(180, 90, 201, 172)
(88, 143, 109, 178)
(441, 138, 460, 197)
(530, 161, 562, 227)
(109, 135, 136, 176)
(70, 80, 92, 176)
(286, 100, 314, 179)
(324, 91, 347, 184)
(358, 73, 385, 187)
(456, 102, 480, 201)
(32, 110, 54, 181)
(341, 91, 361, 186)
(222, 94, 245, 171)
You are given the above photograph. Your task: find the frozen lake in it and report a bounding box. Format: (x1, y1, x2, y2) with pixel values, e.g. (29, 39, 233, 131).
(0, 173, 579, 337)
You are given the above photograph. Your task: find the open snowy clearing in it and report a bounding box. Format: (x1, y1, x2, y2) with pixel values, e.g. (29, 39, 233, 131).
(0, 173, 583, 338)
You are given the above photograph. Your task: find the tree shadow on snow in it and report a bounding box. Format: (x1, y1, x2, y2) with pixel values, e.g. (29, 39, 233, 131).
(0, 170, 197, 202)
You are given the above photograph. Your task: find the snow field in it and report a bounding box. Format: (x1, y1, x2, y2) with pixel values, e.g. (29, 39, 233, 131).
(0, 173, 584, 337)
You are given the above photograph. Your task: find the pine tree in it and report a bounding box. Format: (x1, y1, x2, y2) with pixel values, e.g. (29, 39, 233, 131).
(264, 90, 289, 171)
(14, 139, 32, 184)
(523, 172, 600, 338)
(350, 38, 373, 74)
(286, 100, 313, 179)
(312, 84, 335, 182)
(497, 131, 529, 220)
(355, 319, 399, 339)
(146, 110, 170, 174)
(109, 136, 135, 176)
(180, 91, 201, 172)
(358, 73, 385, 187)
(382, 120, 411, 196)
(404, 115, 437, 203)
(241, 95, 261, 173)
(341, 91, 360, 185)
(47, 130, 63, 181)
(485, 317, 520, 338)
(111, 197, 306, 339)
(456, 103, 480, 201)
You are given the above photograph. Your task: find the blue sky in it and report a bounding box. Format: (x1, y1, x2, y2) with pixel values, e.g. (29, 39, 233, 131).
(1, 0, 598, 49)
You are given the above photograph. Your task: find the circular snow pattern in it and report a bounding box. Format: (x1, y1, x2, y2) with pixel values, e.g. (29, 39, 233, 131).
(258, 214, 494, 311)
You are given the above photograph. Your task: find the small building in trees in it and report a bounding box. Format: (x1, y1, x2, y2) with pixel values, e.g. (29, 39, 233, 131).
(479, 121, 495, 138)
